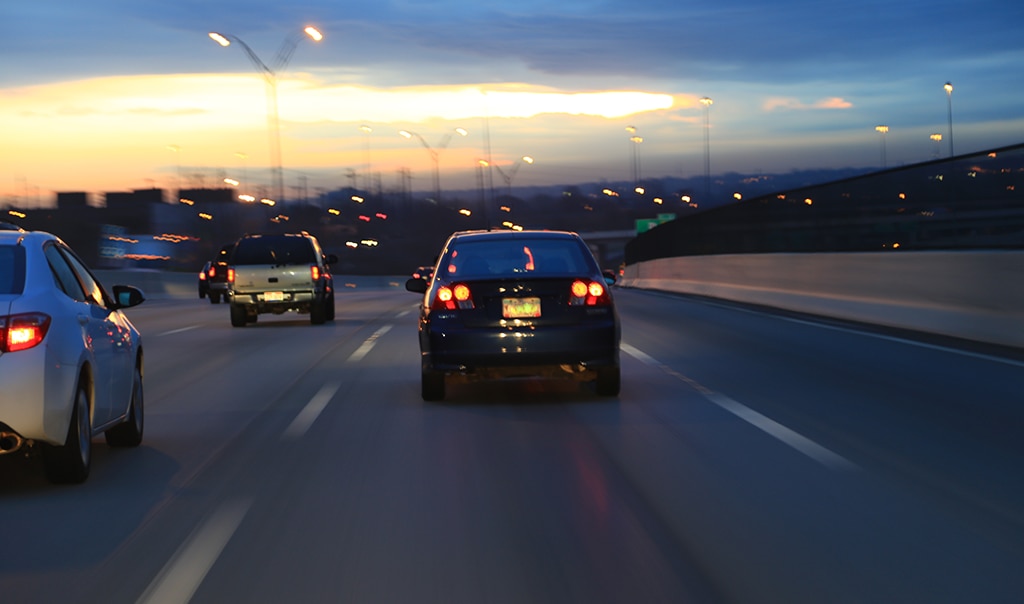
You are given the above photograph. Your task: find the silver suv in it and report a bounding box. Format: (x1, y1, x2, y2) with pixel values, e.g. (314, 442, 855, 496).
(226, 233, 337, 326)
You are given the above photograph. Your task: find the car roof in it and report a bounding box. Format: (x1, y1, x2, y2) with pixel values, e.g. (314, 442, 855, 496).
(447, 229, 580, 242)
(0, 228, 58, 245)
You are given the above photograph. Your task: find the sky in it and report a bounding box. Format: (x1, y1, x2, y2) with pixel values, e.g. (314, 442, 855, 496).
(2, 0, 1023, 205)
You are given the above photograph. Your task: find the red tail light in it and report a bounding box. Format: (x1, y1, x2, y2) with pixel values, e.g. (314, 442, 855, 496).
(199, 270, 207, 281)
(208, 266, 217, 279)
(569, 279, 610, 306)
(0, 313, 51, 352)
(227, 268, 235, 283)
(432, 283, 475, 310)
(311, 265, 321, 281)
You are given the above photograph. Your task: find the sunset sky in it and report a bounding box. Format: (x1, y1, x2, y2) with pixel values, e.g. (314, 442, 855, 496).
(2, 0, 1022, 205)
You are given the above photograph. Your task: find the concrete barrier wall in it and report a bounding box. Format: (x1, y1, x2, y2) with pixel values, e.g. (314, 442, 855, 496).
(620, 251, 1024, 349)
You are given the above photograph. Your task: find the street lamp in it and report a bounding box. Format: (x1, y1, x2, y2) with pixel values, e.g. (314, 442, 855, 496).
(944, 82, 954, 157)
(699, 97, 713, 200)
(929, 133, 943, 159)
(399, 127, 468, 202)
(625, 126, 642, 188)
(875, 125, 889, 168)
(209, 26, 323, 205)
(492, 156, 534, 198)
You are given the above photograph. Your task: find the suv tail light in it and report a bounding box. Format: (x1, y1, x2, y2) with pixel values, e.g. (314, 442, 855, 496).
(227, 267, 235, 284)
(0, 313, 51, 352)
(311, 265, 321, 281)
(432, 283, 475, 310)
(569, 279, 610, 306)
(208, 265, 217, 279)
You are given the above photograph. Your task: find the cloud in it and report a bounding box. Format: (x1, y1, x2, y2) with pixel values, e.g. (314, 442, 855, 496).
(763, 97, 854, 112)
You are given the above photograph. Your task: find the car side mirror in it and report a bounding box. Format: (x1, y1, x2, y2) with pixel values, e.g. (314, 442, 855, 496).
(113, 284, 146, 308)
(602, 270, 617, 285)
(405, 278, 428, 294)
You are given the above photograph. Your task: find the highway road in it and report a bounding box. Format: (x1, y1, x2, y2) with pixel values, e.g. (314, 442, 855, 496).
(2, 283, 1024, 603)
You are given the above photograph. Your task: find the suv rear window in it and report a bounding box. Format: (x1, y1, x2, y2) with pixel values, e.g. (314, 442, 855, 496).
(0, 245, 26, 294)
(231, 236, 317, 265)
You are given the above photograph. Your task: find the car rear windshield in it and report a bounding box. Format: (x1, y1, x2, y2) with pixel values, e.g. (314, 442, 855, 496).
(0, 245, 26, 294)
(231, 236, 317, 265)
(441, 238, 594, 278)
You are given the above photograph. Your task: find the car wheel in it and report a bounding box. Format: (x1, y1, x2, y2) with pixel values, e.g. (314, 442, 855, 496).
(595, 365, 621, 396)
(230, 304, 248, 327)
(43, 381, 91, 484)
(105, 364, 144, 447)
(326, 293, 335, 321)
(310, 300, 327, 325)
(209, 292, 221, 304)
(421, 369, 445, 401)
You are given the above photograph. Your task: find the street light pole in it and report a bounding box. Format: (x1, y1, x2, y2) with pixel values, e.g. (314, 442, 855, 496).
(492, 156, 534, 198)
(209, 27, 323, 206)
(399, 128, 468, 202)
(944, 82, 954, 157)
(875, 125, 889, 168)
(700, 97, 713, 201)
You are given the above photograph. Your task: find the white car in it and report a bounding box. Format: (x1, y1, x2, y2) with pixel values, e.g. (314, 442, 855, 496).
(0, 225, 145, 483)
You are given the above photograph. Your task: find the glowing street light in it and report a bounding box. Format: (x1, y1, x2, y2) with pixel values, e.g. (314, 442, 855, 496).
(492, 155, 534, 198)
(875, 125, 890, 168)
(929, 133, 943, 159)
(399, 128, 468, 202)
(944, 82, 954, 157)
(625, 126, 642, 188)
(208, 26, 323, 205)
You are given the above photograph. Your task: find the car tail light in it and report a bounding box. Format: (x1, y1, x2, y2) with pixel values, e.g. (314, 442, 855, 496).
(311, 265, 321, 281)
(207, 266, 217, 279)
(227, 268, 235, 283)
(569, 279, 610, 306)
(0, 313, 51, 353)
(432, 283, 475, 310)
(199, 270, 207, 281)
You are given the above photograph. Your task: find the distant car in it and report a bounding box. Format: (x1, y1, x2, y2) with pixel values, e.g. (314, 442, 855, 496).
(412, 265, 434, 282)
(198, 243, 234, 304)
(226, 232, 336, 326)
(0, 227, 146, 483)
(406, 229, 620, 401)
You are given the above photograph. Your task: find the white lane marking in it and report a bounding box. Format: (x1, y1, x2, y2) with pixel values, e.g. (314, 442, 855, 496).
(281, 381, 342, 441)
(621, 343, 858, 471)
(397, 308, 413, 318)
(156, 325, 200, 337)
(347, 325, 392, 362)
(137, 499, 252, 604)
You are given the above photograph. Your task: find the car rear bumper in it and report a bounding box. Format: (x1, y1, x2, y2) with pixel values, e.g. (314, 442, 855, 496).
(421, 319, 619, 373)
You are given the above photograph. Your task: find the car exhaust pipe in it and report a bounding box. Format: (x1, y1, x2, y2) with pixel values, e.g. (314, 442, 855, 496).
(0, 431, 25, 454)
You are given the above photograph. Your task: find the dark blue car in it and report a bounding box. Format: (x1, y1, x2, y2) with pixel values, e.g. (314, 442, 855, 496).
(406, 230, 620, 400)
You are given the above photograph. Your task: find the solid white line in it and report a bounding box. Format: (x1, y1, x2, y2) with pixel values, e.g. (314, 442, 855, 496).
(137, 499, 252, 604)
(622, 342, 858, 471)
(281, 381, 342, 441)
(347, 324, 392, 362)
(156, 325, 200, 337)
(705, 393, 858, 471)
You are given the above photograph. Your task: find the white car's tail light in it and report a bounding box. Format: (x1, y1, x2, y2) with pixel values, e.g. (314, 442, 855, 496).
(0, 313, 51, 352)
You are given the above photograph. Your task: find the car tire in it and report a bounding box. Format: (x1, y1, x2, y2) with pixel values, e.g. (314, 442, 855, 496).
(310, 299, 327, 325)
(105, 364, 144, 447)
(326, 292, 335, 321)
(230, 304, 248, 327)
(209, 292, 221, 304)
(43, 381, 91, 484)
(595, 365, 621, 396)
(421, 369, 445, 401)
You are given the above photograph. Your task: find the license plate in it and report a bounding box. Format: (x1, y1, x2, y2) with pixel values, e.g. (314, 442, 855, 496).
(264, 291, 285, 302)
(503, 297, 541, 318)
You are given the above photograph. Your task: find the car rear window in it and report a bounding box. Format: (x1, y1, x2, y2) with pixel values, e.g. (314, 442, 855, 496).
(0, 245, 26, 294)
(442, 238, 593, 278)
(231, 236, 317, 265)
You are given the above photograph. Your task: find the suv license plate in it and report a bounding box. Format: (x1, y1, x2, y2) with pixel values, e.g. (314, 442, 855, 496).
(264, 291, 285, 302)
(503, 297, 541, 318)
